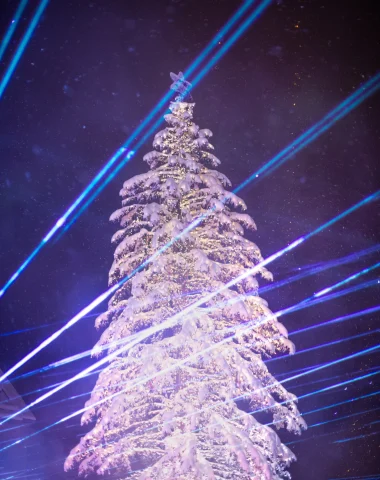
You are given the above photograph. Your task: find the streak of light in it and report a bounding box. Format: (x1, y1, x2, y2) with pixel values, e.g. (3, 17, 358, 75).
(0, 322, 164, 424)
(0, 0, 49, 99)
(281, 278, 379, 317)
(235, 73, 380, 189)
(0, 311, 101, 338)
(260, 244, 380, 295)
(0, 319, 66, 337)
(333, 430, 380, 444)
(294, 389, 380, 418)
(329, 476, 380, 480)
(0, 472, 41, 480)
(314, 261, 380, 298)
(306, 406, 380, 429)
(0, 0, 266, 297)
(0, 0, 28, 62)
(290, 304, 380, 337)
(8, 293, 206, 383)
(10, 329, 139, 381)
(203, 372, 380, 448)
(210, 274, 375, 319)
(309, 193, 380, 239)
(266, 330, 380, 364)
(279, 366, 379, 390)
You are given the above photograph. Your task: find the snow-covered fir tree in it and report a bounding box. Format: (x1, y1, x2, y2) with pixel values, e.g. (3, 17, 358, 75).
(65, 73, 306, 479)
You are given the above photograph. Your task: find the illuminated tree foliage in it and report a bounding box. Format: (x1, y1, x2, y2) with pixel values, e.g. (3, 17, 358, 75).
(65, 73, 306, 479)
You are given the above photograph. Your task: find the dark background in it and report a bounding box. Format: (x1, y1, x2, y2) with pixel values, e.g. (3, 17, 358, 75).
(0, 0, 379, 478)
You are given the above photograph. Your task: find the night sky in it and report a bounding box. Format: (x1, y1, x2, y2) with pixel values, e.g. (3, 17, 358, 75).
(0, 0, 379, 478)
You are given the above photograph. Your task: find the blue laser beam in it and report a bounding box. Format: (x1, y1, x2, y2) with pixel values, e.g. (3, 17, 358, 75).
(309, 191, 380, 239)
(0, 0, 265, 297)
(260, 244, 380, 296)
(235, 72, 380, 190)
(307, 406, 380, 430)
(0, 311, 102, 338)
(230, 276, 378, 336)
(266, 330, 380, 364)
(286, 425, 375, 447)
(283, 278, 379, 316)
(0, 0, 49, 99)
(206, 278, 378, 358)
(0, 366, 104, 410)
(0, 0, 28, 62)
(280, 365, 379, 390)
(291, 304, 380, 337)
(314, 261, 380, 298)
(304, 390, 380, 418)
(329, 476, 380, 480)
(333, 430, 380, 444)
(204, 277, 378, 353)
